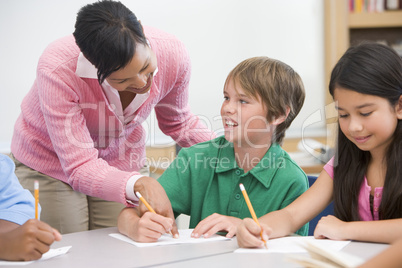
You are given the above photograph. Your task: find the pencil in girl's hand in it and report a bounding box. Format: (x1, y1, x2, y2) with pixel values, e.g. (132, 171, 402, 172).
(239, 183, 267, 249)
(34, 180, 39, 220)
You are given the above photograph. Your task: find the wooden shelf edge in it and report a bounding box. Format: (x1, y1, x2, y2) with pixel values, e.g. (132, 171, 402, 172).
(301, 164, 324, 175)
(349, 10, 402, 28)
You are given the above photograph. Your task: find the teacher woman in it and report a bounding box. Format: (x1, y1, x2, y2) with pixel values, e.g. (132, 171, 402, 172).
(10, 0, 213, 234)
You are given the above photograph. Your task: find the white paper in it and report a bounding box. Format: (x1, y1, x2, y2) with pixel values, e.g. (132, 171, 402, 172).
(109, 229, 230, 247)
(0, 246, 72, 266)
(234, 236, 350, 253)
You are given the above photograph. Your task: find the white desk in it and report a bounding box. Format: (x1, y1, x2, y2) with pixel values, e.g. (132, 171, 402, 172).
(3, 228, 389, 268)
(155, 240, 389, 268)
(8, 227, 237, 268)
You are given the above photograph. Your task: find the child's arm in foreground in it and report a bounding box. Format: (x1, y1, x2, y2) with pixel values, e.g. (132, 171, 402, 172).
(237, 170, 334, 248)
(359, 238, 402, 268)
(118, 207, 174, 242)
(238, 169, 402, 247)
(0, 219, 61, 261)
(314, 215, 402, 244)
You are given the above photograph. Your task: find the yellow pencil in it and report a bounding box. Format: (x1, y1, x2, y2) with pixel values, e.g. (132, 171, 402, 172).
(34, 180, 39, 220)
(135, 191, 156, 213)
(239, 183, 267, 249)
(136, 191, 174, 237)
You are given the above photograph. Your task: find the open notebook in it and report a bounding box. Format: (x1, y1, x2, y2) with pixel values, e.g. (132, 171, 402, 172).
(287, 240, 365, 268)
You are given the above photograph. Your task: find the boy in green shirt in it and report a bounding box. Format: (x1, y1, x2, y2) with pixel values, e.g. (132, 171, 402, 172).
(118, 56, 308, 242)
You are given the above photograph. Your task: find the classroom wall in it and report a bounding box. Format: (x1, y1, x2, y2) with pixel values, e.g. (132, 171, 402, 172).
(0, 0, 325, 150)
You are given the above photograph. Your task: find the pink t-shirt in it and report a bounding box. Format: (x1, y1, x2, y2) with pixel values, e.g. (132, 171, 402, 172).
(324, 157, 383, 221)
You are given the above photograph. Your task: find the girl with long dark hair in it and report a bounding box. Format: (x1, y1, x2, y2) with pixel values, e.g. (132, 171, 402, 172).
(236, 42, 402, 247)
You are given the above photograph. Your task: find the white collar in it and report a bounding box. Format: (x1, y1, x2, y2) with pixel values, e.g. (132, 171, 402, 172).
(75, 53, 98, 79)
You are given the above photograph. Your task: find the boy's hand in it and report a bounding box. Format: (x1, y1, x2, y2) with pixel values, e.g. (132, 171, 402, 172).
(237, 218, 271, 248)
(133, 211, 174, 242)
(0, 219, 61, 261)
(118, 208, 174, 243)
(133, 176, 178, 237)
(191, 213, 241, 239)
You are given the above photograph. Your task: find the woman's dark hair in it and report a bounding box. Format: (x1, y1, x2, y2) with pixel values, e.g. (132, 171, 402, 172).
(329, 42, 402, 221)
(73, 0, 147, 84)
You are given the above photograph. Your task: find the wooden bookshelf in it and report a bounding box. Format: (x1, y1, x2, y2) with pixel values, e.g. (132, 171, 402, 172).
(324, 1, 402, 104)
(349, 10, 402, 28)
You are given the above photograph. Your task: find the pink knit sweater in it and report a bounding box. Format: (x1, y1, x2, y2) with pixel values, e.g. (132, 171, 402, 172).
(11, 26, 214, 206)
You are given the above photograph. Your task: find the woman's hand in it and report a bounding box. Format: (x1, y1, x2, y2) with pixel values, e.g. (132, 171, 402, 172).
(191, 213, 242, 239)
(0, 219, 61, 261)
(134, 176, 178, 237)
(314, 215, 348, 240)
(236, 218, 271, 248)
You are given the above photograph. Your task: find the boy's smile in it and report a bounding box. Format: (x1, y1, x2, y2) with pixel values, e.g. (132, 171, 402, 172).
(224, 118, 238, 128)
(221, 78, 272, 148)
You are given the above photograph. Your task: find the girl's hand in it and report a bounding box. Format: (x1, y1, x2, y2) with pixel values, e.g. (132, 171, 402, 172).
(191, 213, 242, 239)
(131, 211, 173, 243)
(314, 215, 348, 240)
(0, 219, 61, 261)
(236, 218, 272, 248)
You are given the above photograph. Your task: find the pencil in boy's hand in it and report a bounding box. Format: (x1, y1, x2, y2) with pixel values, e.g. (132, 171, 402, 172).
(34, 180, 39, 220)
(239, 183, 267, 249)
(136, 191, 156, 213)
(135, 191, 174, 237)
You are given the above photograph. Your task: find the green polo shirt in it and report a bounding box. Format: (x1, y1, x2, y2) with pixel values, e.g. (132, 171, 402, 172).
(158, 136, 308, 235)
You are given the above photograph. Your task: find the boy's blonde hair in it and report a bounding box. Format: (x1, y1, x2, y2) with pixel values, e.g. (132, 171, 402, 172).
(226, 56, 305, 144)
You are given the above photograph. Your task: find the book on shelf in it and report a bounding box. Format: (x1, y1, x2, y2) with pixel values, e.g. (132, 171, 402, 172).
(350, 0, 402, 13)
